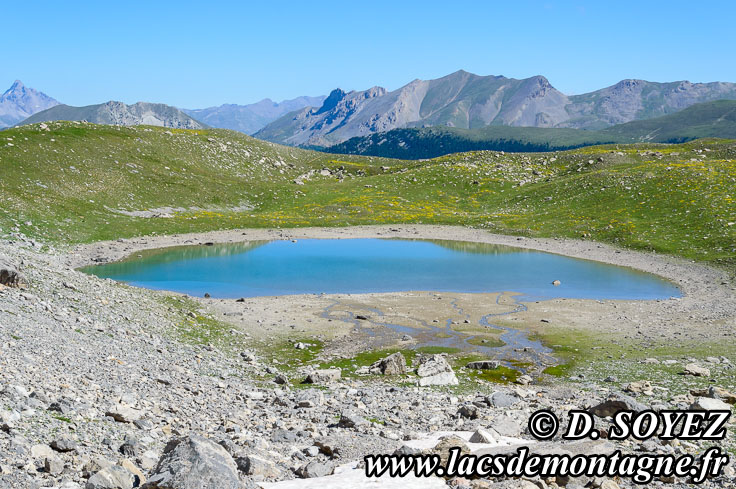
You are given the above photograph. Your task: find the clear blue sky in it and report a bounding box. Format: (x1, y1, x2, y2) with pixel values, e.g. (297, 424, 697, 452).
(3, 1, 735, 108)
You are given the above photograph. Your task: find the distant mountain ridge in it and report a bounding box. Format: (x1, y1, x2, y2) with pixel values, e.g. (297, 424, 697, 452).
(21, 101, 207, 129)
(0, 80, 59, 128)
(182, 95, 325, 134)
(254, 71, 736, 146)
(322, 100, 736, 159)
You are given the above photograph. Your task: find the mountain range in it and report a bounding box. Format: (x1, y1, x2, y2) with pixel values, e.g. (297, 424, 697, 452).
(323, 100, 736, 159)
(182, 96, 325, 134)
(0, 80, 59, 128)
(23, 101, 207, 129)
(254, 70, 736, 146)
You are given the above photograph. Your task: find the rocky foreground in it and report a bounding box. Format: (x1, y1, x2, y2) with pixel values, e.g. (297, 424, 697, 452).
(1, 232, 735, 489)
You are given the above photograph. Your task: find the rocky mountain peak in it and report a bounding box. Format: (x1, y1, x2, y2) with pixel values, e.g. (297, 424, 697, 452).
(315, 88, 347, 115)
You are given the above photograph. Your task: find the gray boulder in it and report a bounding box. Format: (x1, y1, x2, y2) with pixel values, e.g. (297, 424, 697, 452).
(369, 352, 407, 375)
(0, 255, 27, 288)
(303, 369, 341, 384)
(589, 394, 649, 418)
(416, 354, 458, 386)
(141, 435, 244, 489)
(86, 465, 135, 489)
(466, 360, 500, 370)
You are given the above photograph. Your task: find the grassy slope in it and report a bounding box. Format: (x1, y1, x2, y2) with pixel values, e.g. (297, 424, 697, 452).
(1, 121, 734, 271)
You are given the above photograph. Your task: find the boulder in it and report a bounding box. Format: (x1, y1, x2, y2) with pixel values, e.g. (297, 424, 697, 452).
(416, 354, 458, 386)
(86, 465, 135, 489)
(141, 435, 243, 489)
(303, 369, 341, 384)
(691, 386, 736, 405)
(369, 352, 407, 375)
(690, 397, 732, 411)
(683, 363, 711, 377)
(337, 411, 369, 429)
(589, 394, 649, 418)
(469, 428, 498, 444)
(466, 360, 500, 370)
(0, 255, 27, 288)
(488, 392, 520, 408)
(430, 435, 470, 466)
(623, 380, 653, 395)
(297, 460, 334, 479)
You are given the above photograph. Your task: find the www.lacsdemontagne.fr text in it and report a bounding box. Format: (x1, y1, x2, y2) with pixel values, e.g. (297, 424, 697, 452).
(364, 446, 730, 484)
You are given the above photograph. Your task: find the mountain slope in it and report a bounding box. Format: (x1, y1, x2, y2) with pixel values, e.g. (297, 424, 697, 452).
(566, 79, 736, 129)
(0, 80, 59, 128)
(255, 71, 736, 146)
(601, 99, 736, 142)
(322, 100, 736, 159)
(182, 95, 325, 134)
(20, 101, 207, 129)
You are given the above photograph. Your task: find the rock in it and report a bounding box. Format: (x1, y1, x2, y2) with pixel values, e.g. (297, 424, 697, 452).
(683, 363, 711, 377)
(488, 392, 520, 408)
(120, 459, 145, 487)
(235, 454, 280, 479)
(51, 436, 78, 452)
(515, 374, 533, 385)
(690, 386, 736, 405)
(416, 354, 458, 386)
(458, 404, 479, 419)
(337, 411, 369, 429)
(490, 415, 522, 437)
(690, 397, 732, 411)
(430, 436, 470, 465)
(469, 429, 498, 444)
(273, 373, 288, 385)
(44, 453, 64, 475)
(141, 435, 243, 489)
(0, 255, 27, 287)
(86, 465, 135, 489)
(465, 360, 500, 370)
(105, 404, 143, 423)
(600, 480, 620, 489)
(589, 394, 649, 418)
(31, 444, 55, 459)
(303, 369, 341, 384)
(369, 352, 407, 375)
(623, 380, 653, 395)
(297, 460, 334, 478)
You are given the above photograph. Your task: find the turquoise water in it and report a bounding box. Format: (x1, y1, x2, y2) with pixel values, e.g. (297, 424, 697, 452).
(84, 239, 681, 300)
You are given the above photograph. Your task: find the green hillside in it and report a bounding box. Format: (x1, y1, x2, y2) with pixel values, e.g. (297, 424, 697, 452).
(1, 121, 734, 271)
(601, 99, 736, 142)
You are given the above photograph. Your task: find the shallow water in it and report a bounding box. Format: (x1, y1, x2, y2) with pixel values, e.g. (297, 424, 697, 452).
(84, 238, 681, 300)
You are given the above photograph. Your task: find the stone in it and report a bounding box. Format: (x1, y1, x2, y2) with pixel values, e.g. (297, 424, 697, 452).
(44, 454, 64, 475)
(589, 394, 649, 418)
(466, 360, 500, 370)
(51, 436, 78, 452)
(141, 435, 242, 489)
(624, 380, 653, 395)
(690, 397, 732, 411)
(0, 255, 27, 288)
(469, 429, 498, 444)
(431, 435, 471, 466)
(120, 459, 145, 487)
(235, 454, 280, 479)
(490, 415, 522, 437)
(691, 386, 736, 404)
(297, 460, 334, 478)
(369, 352, 407, 375)
(303, 369, 341, 384)
(337, 411, 369, 429)
(86, 465, 135, 489)
(458, 404, 479, 419)
(416, 354, 458, 386)
(683, 363, 711, 377)
(488, 392, 520, 408)
(105, 404, 143, 423)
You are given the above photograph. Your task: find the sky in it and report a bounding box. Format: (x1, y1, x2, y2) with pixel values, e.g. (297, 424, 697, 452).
(3, 1, 736, 108)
